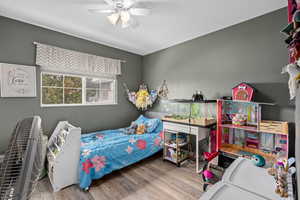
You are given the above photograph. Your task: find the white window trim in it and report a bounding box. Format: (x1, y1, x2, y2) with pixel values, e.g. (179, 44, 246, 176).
(40, 71, 118, 107)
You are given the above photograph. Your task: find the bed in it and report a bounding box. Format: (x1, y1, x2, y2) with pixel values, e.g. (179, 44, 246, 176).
(79, 118, 163, 189)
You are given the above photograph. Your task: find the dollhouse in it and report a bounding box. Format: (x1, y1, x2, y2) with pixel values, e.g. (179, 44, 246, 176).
(216, 83, 289, 163)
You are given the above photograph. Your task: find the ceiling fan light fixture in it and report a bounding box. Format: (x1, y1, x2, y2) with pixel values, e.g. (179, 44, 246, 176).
(120, 11, 131, 24)
(107, 13, 120, 25)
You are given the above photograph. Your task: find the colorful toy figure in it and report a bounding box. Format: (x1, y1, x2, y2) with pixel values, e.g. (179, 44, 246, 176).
(251, 154, 265, 167)
(275, 164, 289, 198)
(123, 83, 158, 110)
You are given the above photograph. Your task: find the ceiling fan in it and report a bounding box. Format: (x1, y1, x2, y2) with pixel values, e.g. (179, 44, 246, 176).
(89, 0, 150, 28)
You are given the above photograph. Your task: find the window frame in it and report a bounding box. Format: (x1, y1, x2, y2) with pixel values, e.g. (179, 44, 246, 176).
(40, 72, 118, 107)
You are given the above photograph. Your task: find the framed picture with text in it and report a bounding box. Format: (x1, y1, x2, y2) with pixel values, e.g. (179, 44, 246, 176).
(0, 63, 37, 97)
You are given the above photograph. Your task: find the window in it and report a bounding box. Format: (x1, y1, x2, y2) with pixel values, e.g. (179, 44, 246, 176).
(41, 72, 116, 106)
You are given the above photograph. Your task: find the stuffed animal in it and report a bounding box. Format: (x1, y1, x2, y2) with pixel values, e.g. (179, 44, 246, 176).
(282, 62, 300, 100)
(274, 164, 289, 198)
(136, 124, 146, 135)
(268, 168, 277, 176)
(124, 122, 138, 135)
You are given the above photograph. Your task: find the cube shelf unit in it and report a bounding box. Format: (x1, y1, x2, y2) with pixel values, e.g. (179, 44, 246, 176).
(216, 99, 289, 161)
(163, 130, 191, 167)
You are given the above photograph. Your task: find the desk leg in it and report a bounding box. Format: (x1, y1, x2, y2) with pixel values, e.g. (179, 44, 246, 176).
(196, 134, 199, 173)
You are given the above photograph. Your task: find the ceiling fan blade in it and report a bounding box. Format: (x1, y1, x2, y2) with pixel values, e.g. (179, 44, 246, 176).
(121, 17, 139, 29)
(107, 13, 120, 25)
(129, 8, 150, 16)
(88, 9, 115, 14)
(123, 0, 136, 8)
(103, 0, 114, 5)
(120, 11, 131, 23)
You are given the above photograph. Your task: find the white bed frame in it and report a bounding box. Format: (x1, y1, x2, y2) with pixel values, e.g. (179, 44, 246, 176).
(47, 121, 81, 192)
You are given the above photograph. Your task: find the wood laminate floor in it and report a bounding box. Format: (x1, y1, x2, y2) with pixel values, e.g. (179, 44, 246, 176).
(31, 154, 204, 200)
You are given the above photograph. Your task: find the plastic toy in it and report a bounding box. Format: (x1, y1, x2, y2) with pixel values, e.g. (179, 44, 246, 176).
(203, 170, 214, 180)
(267, 156, 296, 198)
(232, 114, 247, 126)
(251, 154, 265, 167)
(201, 152, 221, 191)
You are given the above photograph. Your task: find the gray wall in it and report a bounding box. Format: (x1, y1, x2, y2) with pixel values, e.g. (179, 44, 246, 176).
(143, 8, 294, 122)
(0, 16, 142, 153)
(0, 8, 294, 153)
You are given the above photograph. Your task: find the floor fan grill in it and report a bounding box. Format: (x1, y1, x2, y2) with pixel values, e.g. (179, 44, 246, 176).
(0, 116, 43, 200)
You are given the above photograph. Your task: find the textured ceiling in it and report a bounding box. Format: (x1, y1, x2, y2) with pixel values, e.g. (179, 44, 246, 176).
(0, 0, 287, 55)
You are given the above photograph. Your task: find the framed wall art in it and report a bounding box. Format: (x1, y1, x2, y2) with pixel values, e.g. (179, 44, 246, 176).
(0, 63, 37, 97)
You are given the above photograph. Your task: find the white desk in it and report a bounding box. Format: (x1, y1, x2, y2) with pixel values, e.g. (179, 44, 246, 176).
(163, 120, 213, 173)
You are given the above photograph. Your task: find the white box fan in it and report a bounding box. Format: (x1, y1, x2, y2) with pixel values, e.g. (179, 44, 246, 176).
(0, 116, 43, 200)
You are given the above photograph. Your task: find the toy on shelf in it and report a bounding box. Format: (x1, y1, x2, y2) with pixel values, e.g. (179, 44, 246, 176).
(232, 114, 247, 126)
(232, 82, 254, 101)
(260, 120, 289, 135)
(246, 132, 259, 149)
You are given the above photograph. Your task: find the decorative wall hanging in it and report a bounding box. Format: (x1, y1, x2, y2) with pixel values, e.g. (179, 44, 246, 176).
(288, 0, 300, 22)
(123, 83, 158, 110)
(282, 60, 300, 100)
(34, 42, 122, 77)
(0, 63, 36, 97)
(232, 82, 254, 101)
(282, 3, 300, 100)
(158, 80, 169, 99)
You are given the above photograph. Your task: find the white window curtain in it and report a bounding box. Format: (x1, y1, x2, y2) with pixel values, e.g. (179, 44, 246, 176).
(35, 42, 122, 77)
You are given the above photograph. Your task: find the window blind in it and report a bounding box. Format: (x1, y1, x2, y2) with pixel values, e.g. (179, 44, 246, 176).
(35, 42, 121, 77)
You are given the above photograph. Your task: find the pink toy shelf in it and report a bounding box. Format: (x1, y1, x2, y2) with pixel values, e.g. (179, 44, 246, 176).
(216, 83, 289, 161)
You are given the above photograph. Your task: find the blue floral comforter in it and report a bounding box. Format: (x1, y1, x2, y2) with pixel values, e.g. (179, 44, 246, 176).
(79, 122, 163, 189)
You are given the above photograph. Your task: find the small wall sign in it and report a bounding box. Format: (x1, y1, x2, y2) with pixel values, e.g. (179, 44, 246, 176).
(0, 63, 36, 97)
